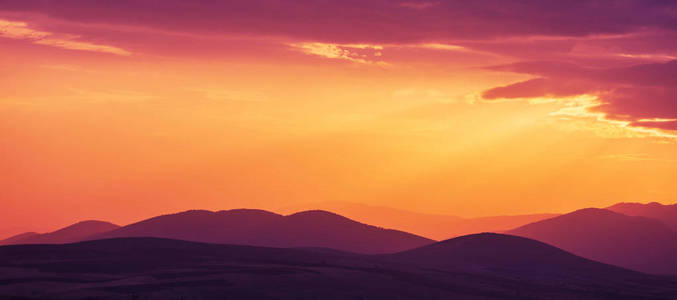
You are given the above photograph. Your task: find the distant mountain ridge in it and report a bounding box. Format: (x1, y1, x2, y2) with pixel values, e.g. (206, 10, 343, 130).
(607, 202, 677, 230)
(508, 208, 677, 274)
(278, 201, 558, 240)
(91, 209, 434, 253)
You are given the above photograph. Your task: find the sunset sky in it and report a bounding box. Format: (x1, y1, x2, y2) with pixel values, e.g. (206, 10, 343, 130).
(2, 0, 677, 232)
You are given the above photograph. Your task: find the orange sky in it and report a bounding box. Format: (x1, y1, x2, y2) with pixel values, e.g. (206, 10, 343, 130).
(2, 1, 677, 233)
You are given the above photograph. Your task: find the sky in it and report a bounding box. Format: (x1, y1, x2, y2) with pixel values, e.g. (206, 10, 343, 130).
(1, 0, 677, 232)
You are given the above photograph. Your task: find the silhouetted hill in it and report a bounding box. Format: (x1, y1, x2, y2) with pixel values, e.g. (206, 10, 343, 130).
(389, 233, 631, 278)
(608, 202, 677, 230)
(92, 209, 433, 253)
(0, 220, 119, 245)
(279, 201, 558, 240)
(509, 208, 677, 274)
(94, 209, 283, 245)
(255, 210, 433, 253)
(1, 236, 675, 299)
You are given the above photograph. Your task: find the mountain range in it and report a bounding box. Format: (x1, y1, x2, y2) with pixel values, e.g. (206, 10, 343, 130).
(3, 202, 677, 276)
(0, 202, 560, 244)
(92, 209, 433, 253)
(2, 209, 433, 254)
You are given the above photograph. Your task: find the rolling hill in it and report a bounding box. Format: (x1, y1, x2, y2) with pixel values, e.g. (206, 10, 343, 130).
(1, 234, 676, 299)
(389, 233, 632, 279)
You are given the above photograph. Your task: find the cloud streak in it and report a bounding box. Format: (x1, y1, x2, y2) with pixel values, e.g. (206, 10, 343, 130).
(0, 19, 131, 56)
(289, 42, 387, 65)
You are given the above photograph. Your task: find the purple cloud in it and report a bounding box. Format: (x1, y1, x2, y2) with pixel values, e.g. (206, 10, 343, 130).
(483, 60, 677, 131)
(1, 0, 677, 43)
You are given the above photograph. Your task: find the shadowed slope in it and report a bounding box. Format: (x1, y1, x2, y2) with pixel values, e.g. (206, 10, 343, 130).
(509, 208, 677, 274)
(608, 202, 677, 231)
(0, 221, 119, 245)
(1, 236, 676, 299)
(92, 209, 433, 253)
(388, 233, 633, 280)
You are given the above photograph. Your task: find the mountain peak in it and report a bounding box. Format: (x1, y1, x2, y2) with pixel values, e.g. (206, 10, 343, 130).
(608, 202, 668, 209)
(62, 220, 119, 229)
(218, 208, 282, 217)
(49, 220, 119, 234)
(286, 209, 349, 219)
(567, 207, 617, 216)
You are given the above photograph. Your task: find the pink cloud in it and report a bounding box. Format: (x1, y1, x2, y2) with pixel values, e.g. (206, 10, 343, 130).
(482, 60, 677, 132)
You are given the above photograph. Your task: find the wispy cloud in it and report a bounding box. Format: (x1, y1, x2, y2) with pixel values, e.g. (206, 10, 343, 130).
(0, 19, 131, 56)
(289, 42, 387, 65)
(289, 42, 473, 65)
(417, 43, 467, 51)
